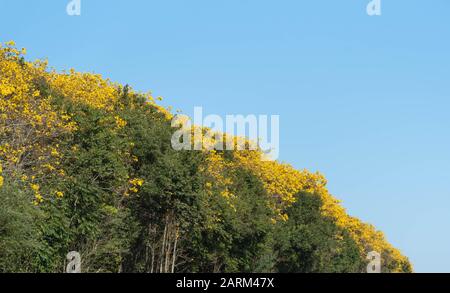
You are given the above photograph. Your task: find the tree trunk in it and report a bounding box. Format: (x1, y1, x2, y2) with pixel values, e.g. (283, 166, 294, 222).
(171, 227, 178, 273)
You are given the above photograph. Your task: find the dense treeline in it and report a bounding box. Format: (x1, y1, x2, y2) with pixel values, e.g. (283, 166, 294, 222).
(0, 42, 412, 273)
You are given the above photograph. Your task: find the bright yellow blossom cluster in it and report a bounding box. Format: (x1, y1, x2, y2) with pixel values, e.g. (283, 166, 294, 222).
(46, 69, 119, 111)
(114, 115, 127, 129)
(0, 162, 4, 188)
(55, 191, 64, 198)
(30, 183, 43, 205)
(126, 178, 145, 196)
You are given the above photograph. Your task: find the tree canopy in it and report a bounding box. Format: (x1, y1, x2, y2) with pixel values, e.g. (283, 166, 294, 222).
(0, 42, 412, 273)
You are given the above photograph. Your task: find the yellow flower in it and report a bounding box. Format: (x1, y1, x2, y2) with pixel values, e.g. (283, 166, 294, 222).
(33, 193, 44, 205)
(30, 184, 40, 192)
(0, 163, 3, 188)
(129, 178, 144, 186)
(51, 148, 59, 157)
(114, 116, 127, 129)
(127, 178, 144, 195)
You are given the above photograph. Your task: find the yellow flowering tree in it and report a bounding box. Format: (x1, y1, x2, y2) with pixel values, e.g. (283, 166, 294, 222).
(0, 42, 411, 272)
(0, 41, 76, 203)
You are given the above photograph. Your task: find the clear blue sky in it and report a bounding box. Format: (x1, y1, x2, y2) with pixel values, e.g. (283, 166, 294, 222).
(1, 0, 449, 272)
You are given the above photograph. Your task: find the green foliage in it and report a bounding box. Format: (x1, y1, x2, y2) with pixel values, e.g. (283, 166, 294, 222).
(0, 180, 43, 272)
(274, 192, 365, 273)
(183, 166, 276, 273)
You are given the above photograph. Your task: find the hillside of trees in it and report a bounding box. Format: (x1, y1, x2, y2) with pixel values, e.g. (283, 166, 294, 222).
(0, 41, 412, 273)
